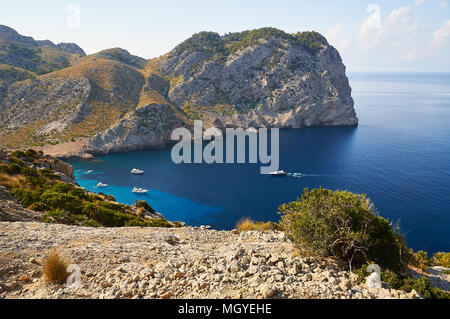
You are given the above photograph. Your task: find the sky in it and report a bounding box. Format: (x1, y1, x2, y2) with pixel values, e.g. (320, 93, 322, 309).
(1, 0, 449, 71)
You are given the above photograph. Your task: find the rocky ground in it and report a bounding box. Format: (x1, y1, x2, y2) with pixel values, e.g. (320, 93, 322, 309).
(0, 222, 425, 299)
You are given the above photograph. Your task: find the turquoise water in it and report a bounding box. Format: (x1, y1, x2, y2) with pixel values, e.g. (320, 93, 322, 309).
(69, 72, 450, 253)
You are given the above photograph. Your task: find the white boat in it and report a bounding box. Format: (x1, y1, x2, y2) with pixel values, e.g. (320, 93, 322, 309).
(131, 168, 144, 175)
(96, 182, 108, 188)
(269, 170, 288, 176)
(87, 170, 94, 174)
(132, 187, 148, 194)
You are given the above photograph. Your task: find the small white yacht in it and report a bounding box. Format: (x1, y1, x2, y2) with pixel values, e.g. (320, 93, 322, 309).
(131, 168, 145, 175)
(87, 170, 94, 174)
(96, 182, 108, 188)
(132, 187, 148, 194)
(269, 170, 288, 176)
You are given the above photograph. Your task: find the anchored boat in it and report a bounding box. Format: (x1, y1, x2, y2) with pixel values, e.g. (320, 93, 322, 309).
(269, 170, 288, 176)
(132, 187, 148, 194)
(131, 168, 144, 175)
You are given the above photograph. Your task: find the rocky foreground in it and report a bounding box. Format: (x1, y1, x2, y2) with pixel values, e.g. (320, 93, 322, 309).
(0, 222, 424, 299)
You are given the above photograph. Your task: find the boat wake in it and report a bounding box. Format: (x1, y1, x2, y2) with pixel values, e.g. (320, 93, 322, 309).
(287, 173, 303, 178)
(286, 172, 321, 178)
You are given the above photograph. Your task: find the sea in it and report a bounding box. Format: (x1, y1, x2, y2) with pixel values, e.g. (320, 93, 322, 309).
(69, 72, 450, 253)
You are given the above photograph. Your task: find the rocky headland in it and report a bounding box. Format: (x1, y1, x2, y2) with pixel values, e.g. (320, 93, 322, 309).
(0, 26, 358, 158)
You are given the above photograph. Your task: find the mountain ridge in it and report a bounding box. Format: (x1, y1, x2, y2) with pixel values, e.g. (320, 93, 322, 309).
(0, 25, 358, 157)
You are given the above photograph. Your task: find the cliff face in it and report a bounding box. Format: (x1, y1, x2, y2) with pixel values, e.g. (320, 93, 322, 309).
(88, 103, 188, 154)
(0, 26, 358, 156)
(160, 31, 357, 129)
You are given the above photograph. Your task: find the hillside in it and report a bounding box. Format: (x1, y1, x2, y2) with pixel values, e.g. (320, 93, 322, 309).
(0, 26, 358, 157)
(0, 25, 85, 78)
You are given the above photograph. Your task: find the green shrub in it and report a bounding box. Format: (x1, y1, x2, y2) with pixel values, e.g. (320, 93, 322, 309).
(40, 190, 83, 213)
(24, 149, 38, 158)
(8, 158, 25, 166)
(146, 218, 173, 228)
(9, 150, 27, 159)
(279, 188, 409, 272)
(293, 31, 328, 52)
(401, 277, 449, 299)
(412, 250, 431, 270)
(432, 252, 450, 268)
(12, 187, 42, 207)
(6, 163, 22, 175)
(21, 166, 38, 177)
(25, 176, 45, 187)
(42, 209, 76, 224)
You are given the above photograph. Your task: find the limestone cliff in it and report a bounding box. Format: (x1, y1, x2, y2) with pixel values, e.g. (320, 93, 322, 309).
(0, 26, 358, 156)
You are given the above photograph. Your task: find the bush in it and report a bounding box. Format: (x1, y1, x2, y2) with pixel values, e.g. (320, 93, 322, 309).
(412, 250, 431, 270)
(40, 190, 83, 214)
(9, 150, 27, 159)
(8, 157, 25, 166)
(24, 149, 38, 158)
(432, 252, 450, 268)
(279, 188, 409, 272)
(12, 187, 42, 207)
(146, 218, 173, 228)
(42, 251, 69, 284)
(21, 166, 38, 177)
(6, 163, 22, 175)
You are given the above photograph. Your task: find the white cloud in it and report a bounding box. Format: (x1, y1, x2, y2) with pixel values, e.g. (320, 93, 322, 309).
(325, 21, 351, 52)
(357, 6, 420, 53)
(440, 0, 448, 7)
(328, 5, 449, 70)
(429, 20, 450, 47)
(415, 0, 425, 5)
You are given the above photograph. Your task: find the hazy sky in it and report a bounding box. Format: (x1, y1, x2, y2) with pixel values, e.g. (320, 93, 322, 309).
(1, 0, 449, 71)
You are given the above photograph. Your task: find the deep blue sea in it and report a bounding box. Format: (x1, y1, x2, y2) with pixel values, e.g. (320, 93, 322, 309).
(69, 72, 450, 253)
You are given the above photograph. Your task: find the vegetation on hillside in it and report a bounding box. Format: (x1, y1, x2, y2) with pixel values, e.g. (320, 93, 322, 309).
(0, 149, 172, 228)
(175, 27, 328, 58)
(0, 43, 73, 75)
(0, 64, 35, 83)
(277, 187, 449, 299)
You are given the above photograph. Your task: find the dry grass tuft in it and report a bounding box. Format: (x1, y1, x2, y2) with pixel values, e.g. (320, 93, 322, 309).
(236, 218, 282, 232)
(0, 172, 25, 189)
(42, 251, 69, 284)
